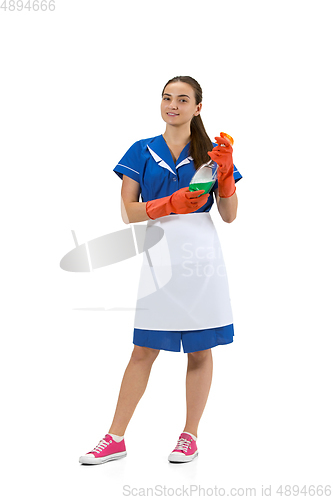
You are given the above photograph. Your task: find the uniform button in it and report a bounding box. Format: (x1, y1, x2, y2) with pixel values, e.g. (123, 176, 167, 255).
(172, 178, 177, 181)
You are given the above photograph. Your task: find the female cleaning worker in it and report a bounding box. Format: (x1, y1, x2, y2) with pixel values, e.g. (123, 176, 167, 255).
(79, 76, 242, 465)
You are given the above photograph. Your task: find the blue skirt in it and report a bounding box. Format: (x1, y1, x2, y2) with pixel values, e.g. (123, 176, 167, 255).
(133, 324, 234, 353)
(133, 213, 235, 354)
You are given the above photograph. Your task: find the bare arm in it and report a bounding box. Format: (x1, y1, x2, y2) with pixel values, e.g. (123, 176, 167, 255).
(214, 188, 238, 223)
(120, 175, 151, 224)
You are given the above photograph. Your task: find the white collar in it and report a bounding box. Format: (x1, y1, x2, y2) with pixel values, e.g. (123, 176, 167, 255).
(147, 145, 193, 175)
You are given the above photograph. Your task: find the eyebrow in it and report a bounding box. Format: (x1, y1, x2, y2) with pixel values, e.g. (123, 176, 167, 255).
(163, 93, 191, 99)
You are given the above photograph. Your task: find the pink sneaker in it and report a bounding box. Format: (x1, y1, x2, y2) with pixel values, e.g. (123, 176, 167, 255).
(79, 434, 127, 465)
(168, 432, 198, 463)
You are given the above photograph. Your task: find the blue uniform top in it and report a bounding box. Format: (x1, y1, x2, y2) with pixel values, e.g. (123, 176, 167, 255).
(113, 134, 242, 212)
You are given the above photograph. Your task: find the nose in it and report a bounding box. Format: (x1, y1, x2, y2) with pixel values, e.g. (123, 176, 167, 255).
(169, 99, 178, 109)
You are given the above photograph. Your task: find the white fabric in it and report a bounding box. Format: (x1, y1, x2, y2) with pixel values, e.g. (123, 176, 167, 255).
(134, 213, 233, 331)
(108, 433, 124, 442)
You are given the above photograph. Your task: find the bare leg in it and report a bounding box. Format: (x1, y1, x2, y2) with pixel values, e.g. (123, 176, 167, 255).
(108, 345, 159, 436)
(183, 349, 213, 437)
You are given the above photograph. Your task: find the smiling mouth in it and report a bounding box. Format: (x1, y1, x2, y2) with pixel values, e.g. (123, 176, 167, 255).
(167, 113, 179, 116)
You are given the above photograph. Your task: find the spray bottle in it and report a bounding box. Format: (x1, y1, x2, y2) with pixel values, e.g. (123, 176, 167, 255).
(189, 132, 234, 195)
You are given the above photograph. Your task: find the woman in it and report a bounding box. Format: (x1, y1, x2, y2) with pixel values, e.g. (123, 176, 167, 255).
(79, 76, 242, 465)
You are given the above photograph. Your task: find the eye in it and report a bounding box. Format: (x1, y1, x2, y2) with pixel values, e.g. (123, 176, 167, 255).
(163, 97, 170, 100)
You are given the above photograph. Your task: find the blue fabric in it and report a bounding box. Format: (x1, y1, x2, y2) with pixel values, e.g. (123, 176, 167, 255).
(113, 135, 242, 213)
(114, 135, 242, 352)
(133, 324, 234, 353)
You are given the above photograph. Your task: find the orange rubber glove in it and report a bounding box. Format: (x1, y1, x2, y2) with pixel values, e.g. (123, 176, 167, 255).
(146, 187, 209, 220)
(208, 132, 236, 198)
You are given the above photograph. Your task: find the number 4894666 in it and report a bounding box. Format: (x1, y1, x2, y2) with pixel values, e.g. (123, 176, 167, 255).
(1, 1, 56, 11)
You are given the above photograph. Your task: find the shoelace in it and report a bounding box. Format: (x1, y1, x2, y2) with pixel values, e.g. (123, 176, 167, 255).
(91, 438, 111, 453)
(174, 437, 191, 453)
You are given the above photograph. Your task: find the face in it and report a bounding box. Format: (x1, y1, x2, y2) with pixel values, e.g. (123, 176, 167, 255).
(161, 82, 202, 128)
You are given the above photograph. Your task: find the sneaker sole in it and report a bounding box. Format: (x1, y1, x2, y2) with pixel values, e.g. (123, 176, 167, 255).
(168, 451, 198, 463)
(79, 451, 127, 465)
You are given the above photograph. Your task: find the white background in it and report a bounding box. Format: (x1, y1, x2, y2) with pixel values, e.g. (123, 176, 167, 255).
(1, 0, 332, 498)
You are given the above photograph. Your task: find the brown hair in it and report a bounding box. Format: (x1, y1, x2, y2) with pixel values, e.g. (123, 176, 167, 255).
(162, 76, 213, 170)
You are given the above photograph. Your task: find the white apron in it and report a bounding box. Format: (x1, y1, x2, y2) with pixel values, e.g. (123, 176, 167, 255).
(134, 212, 233, 331)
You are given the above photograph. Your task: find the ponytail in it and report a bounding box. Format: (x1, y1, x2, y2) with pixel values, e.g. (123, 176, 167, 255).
(190, 114, 214, 170)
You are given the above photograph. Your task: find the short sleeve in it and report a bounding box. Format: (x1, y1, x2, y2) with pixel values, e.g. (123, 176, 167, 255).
(233, 164, 242, 183)
(113, 141, 142, 184)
